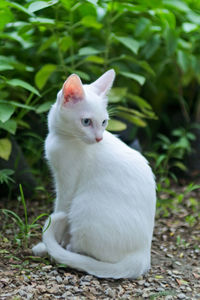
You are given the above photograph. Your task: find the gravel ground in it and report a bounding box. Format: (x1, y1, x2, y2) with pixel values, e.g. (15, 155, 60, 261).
(0, 185, 200, 299)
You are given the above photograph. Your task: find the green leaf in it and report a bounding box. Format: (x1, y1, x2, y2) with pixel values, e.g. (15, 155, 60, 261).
(0, 119, 17, 134)
(177, 50, 190, 73)
(163, 0, 190, 12)
(142, 34, 161, 59)
(0, 6, 13, 30)
(120, 71, 146, 85)
(74, 70, 90, 81)
(108, 88, 127, 103)
(0, 169, 15, 184)
(118, 112, 147, 127)
(114, 36, 140, 55)
(7, 1, 34, 16)
(78, 47, 100, 56)
(155, 154, 166, 169)
(85, 56, 104, 64)
(0, 104, 15, 123)
(38, 36, 56, 53)
(0, 32, 33, 48)
(173, 161, 187, 171)
(182, 23, 198, 33)
(117, 106, 147, 118)
(36, 101, 54, 113)
(0, 100, 35, 111)
(107, 119, 127, 132)
(81, 16, 102, 29)
(29, 17, 55, 24)
(187, 11, 200, 25)
(28, 0, 58, 13)
(0, 63, 14, 71)
(135, 17, 151, 37)
(0, 138, 12, 160)
(127, 94, 152, 110)
(35, 64, 56, 90)
(7, 79, 40, 96)
(59, 36, 72, 52)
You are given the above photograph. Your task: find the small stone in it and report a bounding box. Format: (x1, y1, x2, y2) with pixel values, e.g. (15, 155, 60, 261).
(165, 296, 173, 300)
(166, 253, 173, 258)
(177, 293, 186, 299)
(175, 261, 182, 266)
(138, 280, 145, 285)
(62, 291, 72, 297)
(56, 275, 62, 283)
(49, 270, 58, 276)
(19, 290, 27, 297)
(144, 282, 150, 287)
(83, 275, 93, 281)
(105, 288, 115, 298)
(135, 288, 142, 295)
(42, 265, 52, 271)
(156, 287, 165, 292)
(142, 292, 149, 298)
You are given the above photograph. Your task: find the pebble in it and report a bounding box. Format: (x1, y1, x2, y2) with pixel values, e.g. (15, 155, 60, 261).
(49, 270, 58, 276)
(62, 291, 72, 297)
(138, 280, 145, 285)
(56, 275, 63, 283)
(177, 293, 186, 299)
(144, 282, 150, 287)
(156, 287, 165, 292)
(105, 287, 115, 298)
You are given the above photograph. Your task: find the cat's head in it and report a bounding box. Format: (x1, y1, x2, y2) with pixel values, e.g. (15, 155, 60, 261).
(53, 70, 115, 144)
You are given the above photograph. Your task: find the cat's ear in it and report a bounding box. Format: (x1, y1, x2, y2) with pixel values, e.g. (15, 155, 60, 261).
(61, 74, 85, 105)
(90, 69, 115, 96)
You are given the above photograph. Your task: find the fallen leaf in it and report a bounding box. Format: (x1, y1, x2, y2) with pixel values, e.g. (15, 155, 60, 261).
(193, 273, 200, 279)
(176, 279, 188, 286)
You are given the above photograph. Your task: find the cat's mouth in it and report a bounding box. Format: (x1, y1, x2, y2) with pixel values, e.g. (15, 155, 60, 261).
(82, 136, 103, 145)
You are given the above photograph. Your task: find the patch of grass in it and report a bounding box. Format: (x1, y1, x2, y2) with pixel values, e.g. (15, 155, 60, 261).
(149, 289, 176, 299)
(0, 184, 49, 248)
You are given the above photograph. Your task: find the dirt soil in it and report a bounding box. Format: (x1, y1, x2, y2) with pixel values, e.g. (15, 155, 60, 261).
(0, 185, 200, 300)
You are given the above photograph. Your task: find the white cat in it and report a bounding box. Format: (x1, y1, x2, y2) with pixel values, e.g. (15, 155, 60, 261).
(32, 70, 156, 279)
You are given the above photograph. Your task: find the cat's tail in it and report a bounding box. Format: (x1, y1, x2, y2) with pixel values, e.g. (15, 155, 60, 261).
(43, 212, 149, 279)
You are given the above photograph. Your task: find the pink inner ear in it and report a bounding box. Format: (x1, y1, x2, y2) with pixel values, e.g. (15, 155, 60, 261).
(63, 74, 84, 105)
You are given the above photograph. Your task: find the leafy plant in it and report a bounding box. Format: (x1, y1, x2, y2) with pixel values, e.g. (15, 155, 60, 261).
(147, 127, 196, 182)
(0, 168, 15, 185)
(156, 181, 200, 217)
(1, 184, 50, 248)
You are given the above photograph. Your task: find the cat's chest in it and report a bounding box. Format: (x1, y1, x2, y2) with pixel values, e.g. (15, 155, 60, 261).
(45, 133, 88, 176)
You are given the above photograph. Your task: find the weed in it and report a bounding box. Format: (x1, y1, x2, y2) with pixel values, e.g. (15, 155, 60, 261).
(147, 127, 196, 183)
(1, 184, 50, 248)
(176, 235, 190, 248)
(0, 169, 15, 185)
(156, 182, 200, 217)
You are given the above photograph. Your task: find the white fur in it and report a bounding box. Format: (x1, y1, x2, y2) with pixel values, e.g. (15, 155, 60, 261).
(32, 70, 156, 279)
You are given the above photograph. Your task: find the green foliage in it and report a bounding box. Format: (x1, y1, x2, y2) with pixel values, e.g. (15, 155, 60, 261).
(1, 185, 50, 247)
(156, 180, 200, 218)
(0, 169, 15, 184)
(147, 127, 196, 182)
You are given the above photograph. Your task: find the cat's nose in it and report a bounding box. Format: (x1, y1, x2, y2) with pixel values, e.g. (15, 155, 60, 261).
(96, 137, 103, 142)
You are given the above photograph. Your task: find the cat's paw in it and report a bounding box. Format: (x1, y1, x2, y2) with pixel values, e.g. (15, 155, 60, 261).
(32, 242, 47, 257)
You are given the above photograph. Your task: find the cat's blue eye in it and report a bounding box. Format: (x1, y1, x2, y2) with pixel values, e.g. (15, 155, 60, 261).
(81, 118, 92, 127)
(102, 119, 108, 126)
